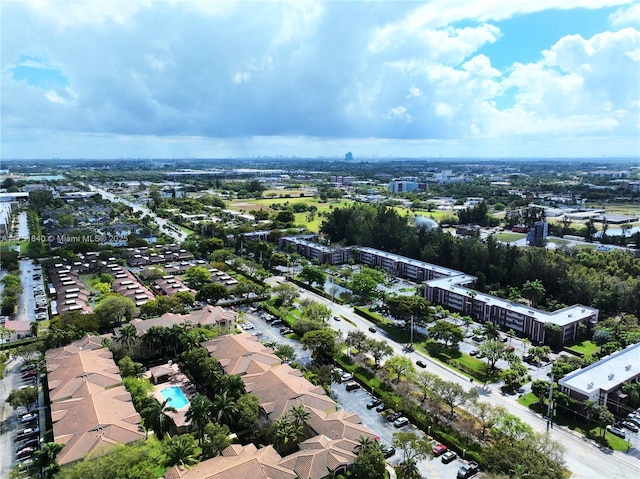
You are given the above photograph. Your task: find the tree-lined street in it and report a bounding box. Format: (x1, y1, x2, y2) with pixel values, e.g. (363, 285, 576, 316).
(266, 276, 639, 479)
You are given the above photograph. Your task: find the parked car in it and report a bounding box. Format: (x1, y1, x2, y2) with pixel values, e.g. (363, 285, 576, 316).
(393, 416, 409, 428)
(386, 412, 403, 422)
(469, 349, 480, 356)
(16, 447, 36, 460)
(366, 398, 382, 409)
(606, 424, 626, 438)
(345, 381, 361, 392)
(416, 360, 427, 368)
(457, 461, 480, 479)
(16, 427, 39, 440)
(16, 439, 39, 452)
(441, 450, 458, 464)
(476, 351, 486, 359)
(626, 414, 640, 427)
(432, 443, 448, 456)
(375, 403, 387, 413)
(341, 372, 353, 382)
(21, 370, 37, 379)
(381, 445, 396, 459)
(19, 413, 38, 423)
(472, 336, 486, 342)
(620, 420, 639, 433)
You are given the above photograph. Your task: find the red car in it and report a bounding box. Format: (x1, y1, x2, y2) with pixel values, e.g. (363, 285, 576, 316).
(432, 443, 448, 456)
(21, 370, 37, 379)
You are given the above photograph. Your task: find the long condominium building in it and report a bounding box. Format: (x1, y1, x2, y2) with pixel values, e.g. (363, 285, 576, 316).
(280, 236, 599, 346)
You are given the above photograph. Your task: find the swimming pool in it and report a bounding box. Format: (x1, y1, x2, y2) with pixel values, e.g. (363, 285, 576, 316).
(160, 386, 189, 409)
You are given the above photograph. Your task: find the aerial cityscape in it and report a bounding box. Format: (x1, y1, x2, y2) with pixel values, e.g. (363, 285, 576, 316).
(1, 1, 639, 479)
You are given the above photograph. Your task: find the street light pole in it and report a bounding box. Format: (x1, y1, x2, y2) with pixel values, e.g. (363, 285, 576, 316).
(547, 373, 554, 431)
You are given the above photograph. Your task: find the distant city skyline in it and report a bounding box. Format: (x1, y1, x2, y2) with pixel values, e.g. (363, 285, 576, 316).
(1, 0, 639, 160)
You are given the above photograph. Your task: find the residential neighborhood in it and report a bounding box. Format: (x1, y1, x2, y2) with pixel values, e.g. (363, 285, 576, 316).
(1, 157, 639, 479)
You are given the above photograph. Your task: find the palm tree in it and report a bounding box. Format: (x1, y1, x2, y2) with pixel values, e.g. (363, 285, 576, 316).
(354, 434, 381, 454)
(273, 416, 303, 455)
(483, 322, 500, 340)
(397, 457, 421, 479)
(202, 362, 222, 390)
(288, 404, 311, 438)
(119, 324, 138, 351)
(141, 397, 176, 439)
(219, 374, 246, 400)
(143, 326, 166, 358)
(168, 324, 188, 355)
(34, 442, 64, 479)
(521, 279, 545, 308)
(163, 434, 199, 468)
(186, 393, 213, 444)
(211, 391, 238, 427)
(289, 404, 310, 428)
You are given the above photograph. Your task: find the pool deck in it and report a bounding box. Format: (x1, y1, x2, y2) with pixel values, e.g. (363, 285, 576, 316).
(146, 362, 196, 430)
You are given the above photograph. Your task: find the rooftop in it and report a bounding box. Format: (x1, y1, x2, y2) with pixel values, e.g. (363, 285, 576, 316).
(559, 342, 640, 396)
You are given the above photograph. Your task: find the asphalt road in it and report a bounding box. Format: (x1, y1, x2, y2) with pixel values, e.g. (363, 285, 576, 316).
(83, 184, 188, 243)
(265, 276, 640, 479)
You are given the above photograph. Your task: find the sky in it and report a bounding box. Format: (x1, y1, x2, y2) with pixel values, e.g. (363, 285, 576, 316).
(1, 0, 639, 160)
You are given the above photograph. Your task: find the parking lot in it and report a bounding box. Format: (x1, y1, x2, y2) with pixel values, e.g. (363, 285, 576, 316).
(0, 357, 43, 478)
(332, 380, 478, 479)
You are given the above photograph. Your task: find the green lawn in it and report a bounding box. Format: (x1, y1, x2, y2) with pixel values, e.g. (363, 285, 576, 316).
(567, 340, 600, 357)
(518, 392, 540, 408)
(519, 394, 630, 451)
(547, 238, 570, 245)
(493, 232, 526, 242)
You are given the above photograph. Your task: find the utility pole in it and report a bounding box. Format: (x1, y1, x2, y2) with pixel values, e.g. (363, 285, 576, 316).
(410, 315, 414, 346)
(547, 373, 554, 431)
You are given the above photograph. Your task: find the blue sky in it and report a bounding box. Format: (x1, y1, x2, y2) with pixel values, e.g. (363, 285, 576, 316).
(1, 0, 639, 160)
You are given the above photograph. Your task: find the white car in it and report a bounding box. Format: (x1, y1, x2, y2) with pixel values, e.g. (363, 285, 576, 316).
(19, 413, 38, 423)
(341, 372, 353, 382)
(393, 417, 410, 428)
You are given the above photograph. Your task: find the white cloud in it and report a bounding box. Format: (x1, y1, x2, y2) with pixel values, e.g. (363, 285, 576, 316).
(487, 28, 640, 136)
(372, 0, 634, 38)
(608, 2, 640, 26)
(1, 0, 638, 158)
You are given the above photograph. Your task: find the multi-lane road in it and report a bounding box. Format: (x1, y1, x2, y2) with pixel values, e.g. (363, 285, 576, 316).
(83, 184, 188, 243)
(265, 276, 639, 479)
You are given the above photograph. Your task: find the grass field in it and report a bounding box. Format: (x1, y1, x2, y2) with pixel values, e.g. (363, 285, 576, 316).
(493, 232, 526, 242)
(228, 197, 453, 232)
(567, 340, 600, 356)
(229, 198, 354, 232)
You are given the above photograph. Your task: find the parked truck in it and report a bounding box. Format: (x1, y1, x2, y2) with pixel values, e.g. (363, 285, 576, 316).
(457, 461, 479, 479)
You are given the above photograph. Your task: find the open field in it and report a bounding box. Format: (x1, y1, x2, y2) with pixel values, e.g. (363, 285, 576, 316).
(494, 232, 526, 243)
